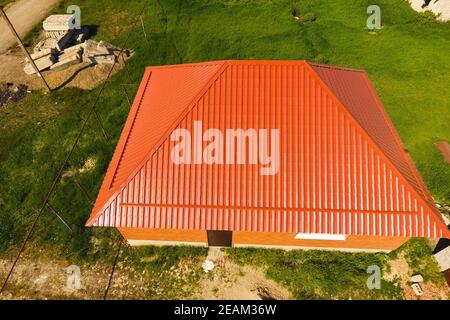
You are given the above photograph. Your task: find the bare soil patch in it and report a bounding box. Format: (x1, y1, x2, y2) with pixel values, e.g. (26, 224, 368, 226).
(0, 247, 206, 300)
(0, 48, 127, 91)
(197, 249, 291, 300)
(0, 0, 59, 53)
(384, 253, 450, 300)
(436, 141, 450, 164)
(0, 256, 155, 300)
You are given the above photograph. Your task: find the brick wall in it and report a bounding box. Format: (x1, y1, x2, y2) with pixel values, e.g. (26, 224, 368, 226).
(233, 231, 409, 251)
(118, 227, 207, 244)
(118, 227, 409, 251)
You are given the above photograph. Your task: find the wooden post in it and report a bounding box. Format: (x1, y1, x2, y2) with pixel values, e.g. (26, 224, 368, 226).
(0, 6, 52, 92)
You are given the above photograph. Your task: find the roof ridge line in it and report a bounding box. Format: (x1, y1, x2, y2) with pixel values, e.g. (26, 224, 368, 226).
(108, 71, 153, 188)
(306, 61, 365, 73)
(304, 62, 448, 236)
(360, 73, 432, 201)
(119, 202, 421, 215)
(145, 61, 227, 70)
(359, 73, 447, 230)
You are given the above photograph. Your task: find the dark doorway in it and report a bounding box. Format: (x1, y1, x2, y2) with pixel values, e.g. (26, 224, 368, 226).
(207, 230, 232, 247)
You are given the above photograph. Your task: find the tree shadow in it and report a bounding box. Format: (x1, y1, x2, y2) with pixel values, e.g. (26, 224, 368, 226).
(83, 25, 99, 39)
(71, 25, 99, 44)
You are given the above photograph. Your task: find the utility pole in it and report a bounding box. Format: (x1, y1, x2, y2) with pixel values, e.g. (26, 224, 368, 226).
(0, 6, 52, 92)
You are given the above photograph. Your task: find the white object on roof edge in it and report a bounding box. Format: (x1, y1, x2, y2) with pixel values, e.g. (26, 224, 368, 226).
(295, 233, 347, 241)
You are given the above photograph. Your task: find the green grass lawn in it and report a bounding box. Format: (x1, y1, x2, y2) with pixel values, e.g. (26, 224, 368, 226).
(225, 238, 444, 300)
(0, 1, 14, 7)
(0, 0, 449, 298)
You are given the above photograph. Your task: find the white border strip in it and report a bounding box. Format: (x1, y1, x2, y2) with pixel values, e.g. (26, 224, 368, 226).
(294, 233, 347, 241)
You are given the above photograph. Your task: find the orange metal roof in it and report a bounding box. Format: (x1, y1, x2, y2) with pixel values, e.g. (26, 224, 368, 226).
(86, 60, 450, 239)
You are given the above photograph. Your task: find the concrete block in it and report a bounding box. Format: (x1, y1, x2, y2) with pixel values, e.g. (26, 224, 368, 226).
(55, 31, 75, 51)
(50, 54, 81, 71)
(43, 14, 76, 31)
(61, 43, 85, 55)
(410, 274, 424, 283)
(33, 40, 46, 53)
(38, 38, 59, 52)
(88, 54, 116, 65)
(44, 30, 68, 39)
(23, 55, 55, 75)
(25, 48, 55, 62)
(411, 283, 423, 296)
(85, 39, 110, 52)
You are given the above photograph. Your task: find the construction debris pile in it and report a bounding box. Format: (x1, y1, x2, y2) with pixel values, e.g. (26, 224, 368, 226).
(24, 14, 125, 75)
(0, 83, 29, 107)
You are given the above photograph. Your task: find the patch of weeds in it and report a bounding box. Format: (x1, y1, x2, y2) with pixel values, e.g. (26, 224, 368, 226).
(117, 245, 208, 299)
(400, 238, 444, 283)
(417, 10, 439, 23)
(226, 248, 403, 300)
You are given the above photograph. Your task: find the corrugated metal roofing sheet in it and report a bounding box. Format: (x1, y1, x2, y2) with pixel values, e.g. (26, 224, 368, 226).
(309, 62, 434, 206)
(86, 60, 450, 239)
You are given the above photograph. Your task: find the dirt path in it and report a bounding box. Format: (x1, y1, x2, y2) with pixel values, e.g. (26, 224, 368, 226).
(0, 0, 129, 91)
(0, 0, 59, 53)
(0, 255, 191, 300)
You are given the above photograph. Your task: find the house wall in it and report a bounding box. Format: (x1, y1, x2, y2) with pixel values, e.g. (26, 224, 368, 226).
(233, 231, 409, 252)
(118, 227, 207, 247)
(444, 269, 450, 289)
(118, 227, 409, 252)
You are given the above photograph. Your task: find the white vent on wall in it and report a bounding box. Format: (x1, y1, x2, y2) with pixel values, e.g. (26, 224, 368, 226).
(294, 233, 347, 241)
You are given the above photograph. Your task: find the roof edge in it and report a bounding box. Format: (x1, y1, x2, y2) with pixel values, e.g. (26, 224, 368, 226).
(85, 69, 154, 226)
(86, 60, 230, 226)
(306, 61, 366, 73)
(304, 62, 449, 237)
(359, 73, 447, 229)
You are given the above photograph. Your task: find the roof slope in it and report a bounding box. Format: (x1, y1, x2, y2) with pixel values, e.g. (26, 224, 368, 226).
(89, 61, 226, 219)
(86, 60, 450, 239)
(309, 62, 433, 206)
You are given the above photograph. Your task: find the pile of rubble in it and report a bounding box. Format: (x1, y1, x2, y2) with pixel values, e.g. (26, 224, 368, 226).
(24, 15, 123, 75)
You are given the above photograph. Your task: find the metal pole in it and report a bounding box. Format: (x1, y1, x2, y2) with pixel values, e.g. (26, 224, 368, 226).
(46, 202, 73, 232)
(120, 52, 133, 84)
(140, 15, 148, 42)
(103, 239, 123, 300)
(73, 179, 93, 204)
(0, 3, 148, 296)
(121, 84, 132, 108)
(0, 6, 52, 92)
